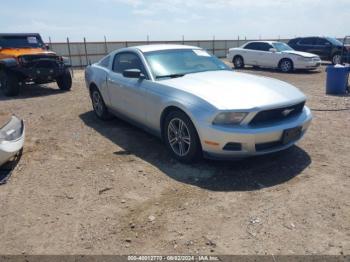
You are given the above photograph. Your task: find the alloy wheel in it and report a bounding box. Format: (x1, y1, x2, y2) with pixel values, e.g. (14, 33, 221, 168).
(333, 54, 341, 65)
(281, 60, 292, 72)
(92, 91, 104, 117)
(167, 118, 191, 157)
(234, 57, 243, 68)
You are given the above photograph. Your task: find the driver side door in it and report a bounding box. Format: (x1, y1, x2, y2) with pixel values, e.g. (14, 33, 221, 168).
(314, 38, 332, 60)
(258, 43, 280, 67)
(107, 52, 149, 124)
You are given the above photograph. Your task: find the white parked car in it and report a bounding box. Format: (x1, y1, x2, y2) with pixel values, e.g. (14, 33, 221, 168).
(227, 41, 321, 72)
(0, 116, 25, 167)
(85, 45, 312, 162)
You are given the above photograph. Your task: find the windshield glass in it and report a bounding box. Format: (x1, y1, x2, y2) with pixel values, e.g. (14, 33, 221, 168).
(0, 35, 44, 48)
(326, 37, 343, 46)
(273, 42, 294, 52)
(144, 49, 231, 79)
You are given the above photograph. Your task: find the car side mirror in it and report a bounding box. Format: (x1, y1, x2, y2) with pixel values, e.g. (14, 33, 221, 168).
(123, 69, 143, 79)
(269, 48, 277, 53)
(45, 44, 50, 50)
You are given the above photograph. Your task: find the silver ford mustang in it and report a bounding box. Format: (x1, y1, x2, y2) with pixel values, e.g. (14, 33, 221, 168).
(85, 45, 312, 162)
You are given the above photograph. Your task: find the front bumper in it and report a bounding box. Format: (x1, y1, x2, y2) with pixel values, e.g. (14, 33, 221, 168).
(16, 60, 68, 83)
(0, 116, 25, 166)
(294, 59, 321, 69)
(198, 106, 312, 159)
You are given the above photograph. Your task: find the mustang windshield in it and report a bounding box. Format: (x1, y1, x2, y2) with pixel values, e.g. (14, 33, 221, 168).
(144, 49, 231, 79)
(0, 35, 44, 48)
(273, 42, 294, 52)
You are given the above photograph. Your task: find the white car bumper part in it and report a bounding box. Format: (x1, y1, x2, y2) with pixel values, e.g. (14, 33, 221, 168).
(0, 116, 25, 167)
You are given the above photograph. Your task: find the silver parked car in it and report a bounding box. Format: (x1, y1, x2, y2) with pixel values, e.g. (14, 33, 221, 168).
(85, 45, 312, 162)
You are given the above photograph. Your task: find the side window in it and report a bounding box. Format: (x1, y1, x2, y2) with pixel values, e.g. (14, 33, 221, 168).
(244, 42, 272, 51)
(316, 38, 330, 46)
(244, 42, 259, 50)
(259, 43, 273, 51)
(99, 56, 110, 68)
(113, 52, 146, 75)
(299, 38, 315, 45)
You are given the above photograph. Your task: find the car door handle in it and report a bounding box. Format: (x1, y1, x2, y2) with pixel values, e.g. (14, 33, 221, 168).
(108, 78, 118, 84)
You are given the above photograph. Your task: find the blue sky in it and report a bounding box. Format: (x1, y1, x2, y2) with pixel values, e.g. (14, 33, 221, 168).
(1, 0, 349, 42)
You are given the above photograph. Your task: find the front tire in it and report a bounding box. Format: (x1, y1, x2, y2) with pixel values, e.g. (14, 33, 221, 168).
(56, 69, 72, 91)
(0, 71, 21, 97)
(332, 53, 342, 65)
(233, 56, 245, 69)
(279, 59, 293, 73)
(164, 110, 201, 163)
(90, 87, 112, 120)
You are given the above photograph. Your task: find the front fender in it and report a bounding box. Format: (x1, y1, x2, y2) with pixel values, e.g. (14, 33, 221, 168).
(159, 97, 215, 137)
(0, 58, 18, 69)
(62, 57, 71, 67)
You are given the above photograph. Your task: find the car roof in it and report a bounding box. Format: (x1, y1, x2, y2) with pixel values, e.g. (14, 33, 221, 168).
(244, 40, 280, 45)
(0, 33, 41, 37)
(292, 36, 333, 39)
(130, 44, 201, 53)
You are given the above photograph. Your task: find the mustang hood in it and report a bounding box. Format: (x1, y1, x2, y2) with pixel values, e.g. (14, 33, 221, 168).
(161, 70, 306, 110)
(282, 50, 318, 58)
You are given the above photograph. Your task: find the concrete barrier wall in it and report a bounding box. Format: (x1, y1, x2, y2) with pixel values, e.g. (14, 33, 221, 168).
(49, 38, 339, 67)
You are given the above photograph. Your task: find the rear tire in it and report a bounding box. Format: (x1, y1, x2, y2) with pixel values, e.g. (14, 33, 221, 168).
(279, 59, 293, 73)
(233, 56, 245, 69)
(0, 71, 21, 97)
(56, 69, 72, 91)
(163, 110, 201, 163)
(90, 87, 113, 120)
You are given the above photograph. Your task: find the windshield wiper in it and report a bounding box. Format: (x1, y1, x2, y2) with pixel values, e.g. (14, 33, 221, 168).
(155, 73, 185, 79)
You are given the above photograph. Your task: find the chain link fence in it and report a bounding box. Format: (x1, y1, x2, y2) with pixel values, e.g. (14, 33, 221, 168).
(48, 38, 291, 67)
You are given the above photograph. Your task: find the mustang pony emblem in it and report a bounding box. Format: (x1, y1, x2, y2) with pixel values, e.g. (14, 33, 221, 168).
(282, 108, 295, 116)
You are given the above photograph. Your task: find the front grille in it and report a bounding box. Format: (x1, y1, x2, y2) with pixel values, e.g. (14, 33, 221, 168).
(21, 54, 58, 62)
(19, 55, 60, 68)
(250, 101, 305, 126)
(31, 60, 59, 69)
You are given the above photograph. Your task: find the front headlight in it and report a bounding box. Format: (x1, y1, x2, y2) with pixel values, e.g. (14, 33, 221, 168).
(17, 56, 27, 64)
(0, 116, 23, 143)
(213, 112, 248, 126)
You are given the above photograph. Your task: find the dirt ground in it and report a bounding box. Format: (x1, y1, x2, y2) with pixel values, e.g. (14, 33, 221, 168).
(0, 64, 349, 255)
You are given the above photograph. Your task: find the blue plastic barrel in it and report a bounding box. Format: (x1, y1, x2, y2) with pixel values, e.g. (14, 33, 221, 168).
(326, 66, 350, 95)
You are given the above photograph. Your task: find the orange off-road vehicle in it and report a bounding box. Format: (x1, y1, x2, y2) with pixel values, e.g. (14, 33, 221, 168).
(0, 33, 72, 96)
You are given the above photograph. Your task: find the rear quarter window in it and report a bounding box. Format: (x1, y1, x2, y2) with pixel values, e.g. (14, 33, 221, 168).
(99, 56, 110, 68)
(299, 38, 316, 45)
(288, 38, 299, 45)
